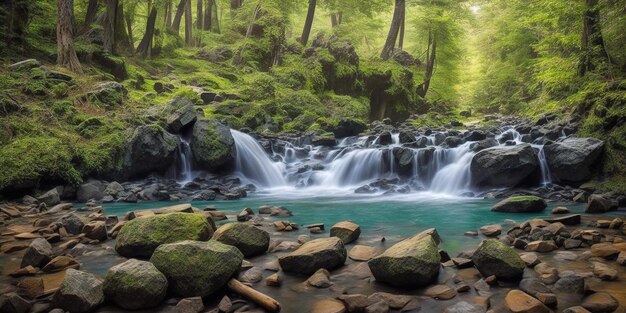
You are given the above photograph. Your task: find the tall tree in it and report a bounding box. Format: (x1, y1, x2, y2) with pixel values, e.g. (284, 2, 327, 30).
(172, 0, 187, 33)
(204, 0, 212, 30)
(417, 31, 436, 97)
(299, 0, 316, 46)
(579, 0, 612, 76)
(82, 0, 99, 33)
(103, 0, 117, 53)
(136, 7, 157, 57)
(185, 0, 193, 45)
(381, 0, 405, 60)
(115, 1, 132, 52)
(57, 0, 82, 73)
(196, 0, 203, 29)
(165, 0, 173, 29)
(231, 0, 243, 12)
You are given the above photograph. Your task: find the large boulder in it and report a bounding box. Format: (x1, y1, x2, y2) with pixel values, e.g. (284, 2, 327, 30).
(76, 180, 106, 203)
(544, 137, 604, 183)
(21, 238, 53, 268)
(52, 269, 104, 313)
(331, 119, 367, 138)
(330, 221, 361, 244)
(368, 230, 441, 288)
(115, 213, 214, 258)
(190, 119, 235, 171)
(103, 259, 168, 310)
(122, 125, 180, 179)
(57, 212, 86, 234)
(585, 194, 618, 213)
(212, 223, 270, 257)
(279, 237, 347, 275)
(150, 240, 243, 297)
(37, 188, 60, 206)
(471, 144, 539, 188)
(491, 196, 547, 213)
(164, 97, 197, 134)
(472, 239, 525, 280)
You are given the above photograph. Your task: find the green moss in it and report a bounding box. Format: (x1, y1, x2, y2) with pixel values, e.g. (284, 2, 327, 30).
(506, 195, 543, 202)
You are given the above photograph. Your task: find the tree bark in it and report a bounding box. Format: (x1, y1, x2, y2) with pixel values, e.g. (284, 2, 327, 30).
(398, 7, 405, 50)
(103, 0, 117, 53)
(417, 31, 436, 98)
(230, 0, 243, 11)
(8, 0, 30, 42)
(82, 0, 99, 33)
(125, 11, 134, 46)
(211, 0, 221, 33)
(337, 11, 342, 25)
(331, 13, 337, 27)
(136, 7, 157, 57)
(172, 0, 187, 34)
(115, 1, 133, 52)
(381, 0, 405, 60)
(185, 0, 193, 45)
(578, 0, 611, 76)
(197, 0, 203, 29)
(299, 0, 316, 46)
(204, 0, 212, 30)
(57, 0, 82, 73)
(165, 0, 173, 29)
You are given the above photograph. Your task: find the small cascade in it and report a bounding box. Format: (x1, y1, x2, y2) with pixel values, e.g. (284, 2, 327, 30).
(537, 146, 552, 185)
(322, 149, 385, 186)
(177, 138, 194, 183)
(430, 143, 474, 193)
(231, 129, 286, 187)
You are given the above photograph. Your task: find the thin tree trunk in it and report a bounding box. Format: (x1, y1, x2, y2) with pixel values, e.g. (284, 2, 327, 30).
(115, 1, 132, 52)
(212, 0, 221, 33)
(230, 0, 243, 12)
(8, 0, 30, 42)
(578, 0, 611, 76)
(417, 31, 436, 98)
(103, 0, 117, 53)
(204, 0, 212, 30)
(197, 0, 203, 29)
(331, 13, 337, 27)
(299, 0, 316, 46)
(165, 0, 173, 29)
(185, 0, 193, 45)
(125, 11, 134, 46)
(398, 7, 405, 50)
(83, 0, 99, 32)
(381, 0, 405, 60)
(136, 7, 157, 57)
(234, 1, 261, 66)
(172, 0, 187, 34)
(57, 0, 82, 73)
(337, 11, 342, 25)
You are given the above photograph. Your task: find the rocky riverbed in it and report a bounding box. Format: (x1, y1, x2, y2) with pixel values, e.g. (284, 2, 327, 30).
(0, 193, 625, 313)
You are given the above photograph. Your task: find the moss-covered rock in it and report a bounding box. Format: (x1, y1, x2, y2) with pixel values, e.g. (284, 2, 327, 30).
(472, 239, 525, 280)
(122, 125, 179, 179)
(115, 213, 213, 258)
(367, 229, 441, 288)
(212, 223, 270, 258)
(491, 196, 547, 213)
(279, 237, 347, 275)
(103, 259, 167, 310)
(150, 240, 243, 297)
(190, 119, 235, 171)
(83, 81, 127, 109)
(330, 221, 361, 244)
(164, 97, 197, 134)
(52, 269, 104, 313)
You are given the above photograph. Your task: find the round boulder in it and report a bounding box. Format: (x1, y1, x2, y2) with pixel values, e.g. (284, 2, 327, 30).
(122, 125, 180, 179)
(190, 119, 235, 171)
(544, 137, 604, 183)
(115, 213, 213, 258)
(212, 223, 270, 257)
(150, 240, 243, 297)
(279, 237, 347, 275)
(491, 196, 547, 213)
(52, 269, 104, 313)
(472, 239, 525, 280)
(103, 259, 168, 310)
(330, 221, 361, 244)
(470, 144, 539, 188)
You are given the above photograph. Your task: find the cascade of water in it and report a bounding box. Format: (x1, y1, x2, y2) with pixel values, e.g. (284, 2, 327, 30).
(322, 149, 385, 186)
(231, 130, 287, 187)
(430, 143, 474, 193)
(177, 138, 193, 183)
(537, 146, 552, 185)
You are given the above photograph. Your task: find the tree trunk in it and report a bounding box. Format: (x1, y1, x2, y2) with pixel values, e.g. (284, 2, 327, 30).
(234, 1, 261, 66)
(337, 12, 342, 25)
(398, 7, 405, 50)
(331, 13, 337, 27)
(230, 0, 243, 12)
(172, 0, 187, 34)
(381, 0, 405, 60)
(211, 0, 221, 33)
(57, 0, 82, 73)
(417, 31, 436, 98)
(578, 0, 611, 76)
(8, 0, 30, 42)
(204, 0, 212, 30)
(185, 0, 193, 45)
(82, 0, 99, 33)
(103, 0, 117, 53)
(125, 11, 134, 46)
(299, 0, 316, 46)
(115, 1, 132, 52)
(136, 7, 157, 57)
(197, 0, 203, 29)
(165, 0, 173, 29)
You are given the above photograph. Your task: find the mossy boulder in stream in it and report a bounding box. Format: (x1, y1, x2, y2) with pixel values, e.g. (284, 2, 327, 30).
(122, 125, 180, 179)
(190, 119, 236, 171)
(103, 259, 167, 310)
(115, 213, 213, 258)
(212, 223, 270, 257)
(472, 239, 525, 280)
(367, 229, 441, 288)
(491, 196, 547, 213)
(150, 240, 243, 297)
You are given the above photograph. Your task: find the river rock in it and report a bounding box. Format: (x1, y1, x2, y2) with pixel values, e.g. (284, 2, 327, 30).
(37, 188, 60, 207)
(544, 137, 604, 183)
(330, 221, 361, 244)
(76, 180, 106, 203)
(444, 301, 483, 313)
(176, 297, 204, 313)
(585, 194, 617, 213)
(165, 97, 197, 133)
(527, 240, 558, 253)
(0, 292, 31, 313)
(470, 144, 539, 187)
(349, 245, 377, 261)
(590, 243, 621, 259)
(368, 230, 440, 288)
(21, 238, 52, 268)
(581, 292, 619, 313)
(480, 224, 502, 237)
(190, 119, 235, 171)
(57, 212, 86, 235)
(42, 256, 80, 273)
(212, 223, 270, 257)
(82, 221, 107, 241)
(115, 213, 213, 258)
(122, 125, 180, 179)
(307, 268, 332, 288)
(52, 269, 104, 313)
(592, 262, 618, 281)
(103, 259, 168, 310)
(504, 290, 550, 313)
(491, 196, 547, 213)
(424, 284, 456, 300)
(279, 237, 347, 275)
(150, 240, 243, 297)
(552, 206, 570, 214)
(311, 299, 346, 313)
(472, 239, 525, 280)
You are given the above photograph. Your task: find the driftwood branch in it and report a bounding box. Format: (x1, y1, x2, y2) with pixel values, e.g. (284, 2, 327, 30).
(227, 279, 281, 312)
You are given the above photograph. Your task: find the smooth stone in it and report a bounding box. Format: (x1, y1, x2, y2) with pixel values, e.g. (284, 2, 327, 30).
(348, 245, 377, 261)
(504, 290, 550, 313)
(424, 284, 457, 300)
(581, 292, 619, 313)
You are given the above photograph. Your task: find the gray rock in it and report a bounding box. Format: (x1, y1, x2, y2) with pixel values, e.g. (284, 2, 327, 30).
(57, 213, 86, 235)
(122, 125, 180, 179)
(37, 188, 60, 207)
(279, 237, 347, 275)
(76, 180, 106, 203)
(544, 137, 604, 183)
(103, 259, 168, 310)
(21, 238, 53, 268)
(0, 293, 31, 313)
(585, 194, 617, 213)
(104, 182, 124, 197)
(164, 97, 197, 133)
(52, 269, 104, 313)
(190, 119, 235, 171)
(212, 223, 270, 257)
(471, 144, 539, 188)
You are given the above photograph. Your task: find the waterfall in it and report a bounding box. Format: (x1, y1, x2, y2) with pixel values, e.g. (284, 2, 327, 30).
(177, 138, 193, 183)
(430, 143, 474, 193)
(322, 149, 385, 186)
(231, 130, 287, 187)
(537, 146, 552, 185)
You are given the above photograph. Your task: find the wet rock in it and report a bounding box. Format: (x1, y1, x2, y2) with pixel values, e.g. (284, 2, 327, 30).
(471, 138, 499, 152)
(585, 194, 617, 213)
(330, 221, 361, 244)
(115, 213, 213, 258)
(545, 214, 581, 225)
(52, 269, 104, 313)
(592, 262, 618, 281)
(527, 240, 558, 253)
(504, 290, 550, 313)
(367, 292, 415, 310)
(239, 267, 263, 283)
(0, 292, 31, 313)
(520, 253, 540, 267)
(591, 243, 621, 259)
(212, 223, 269, 257)
(190, 119, 235, 171)
(58, 212, 86, 234)
(581, 292, 619, 313)
(471, 144, 539, 188)
(554, 272, 585, 294)
(311, 299, 346, 313)
(175, 297, 204, 313)
(103, 259, 167, 310)
(552, 207, 570, 214)
(122, 125, 180, 179)
(349, 245, 377, 261)
(452, 258, 474, 269)
(265, 273, 281, 287)
(472, 239, 525, 280)
(563, 306, 592, 313)
(424, 285, 457, 300)
(480, 224, 502, 237)
(164, 97, 197, 133)
(42, 256, 80, 273)
(331, 119, 367, 138)
(307, 268, 332, 288)
(150, 240, 243, 297)
(544, 137, 604, 183)
(21, 238, 52, 268)
(444, 301, 483, 313)
(368, 229, 440, 288)
(16, 277, 44, 299)
(338, 294, 370, 312)
(279, 237, 347, 275)
(82, 221, 107, 241)
(491, 196, 547, 213)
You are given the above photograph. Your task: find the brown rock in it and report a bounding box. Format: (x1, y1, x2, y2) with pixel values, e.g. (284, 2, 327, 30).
(367, 292, 414, 310)
(504, 290, 550, 313)
(82, 221, 107, 241)
(175, 297, 204, 313)
(42, 256, 80, 273)
(424, 285, 457, 300)
(563, 306, 591, 313)
(535, 292, 557, 307)
(617, 251, 626, 265)
(551, 207, 570, 214)
(338, 294, 371, 312)
(452, 257, 474, 269)
(590, 243, 621, 259)
(520, 253, 541, 267)
(592, 262, 618, 281)
(16, 277, 44, 299)
(581, 292, 619, 313)
(265, 273, 281, 287)
(312, 299, 346, 313)
(348, 245, 377, 261)
(9, 266, 38, 277)
(526, 240, 557, 253)
(307, 268, 332, 288)
(480, 224, 502, 237)
(330, 221, 361, 244)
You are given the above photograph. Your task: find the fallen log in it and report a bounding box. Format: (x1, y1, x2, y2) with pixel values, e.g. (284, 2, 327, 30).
(227, 278, 281, 312)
